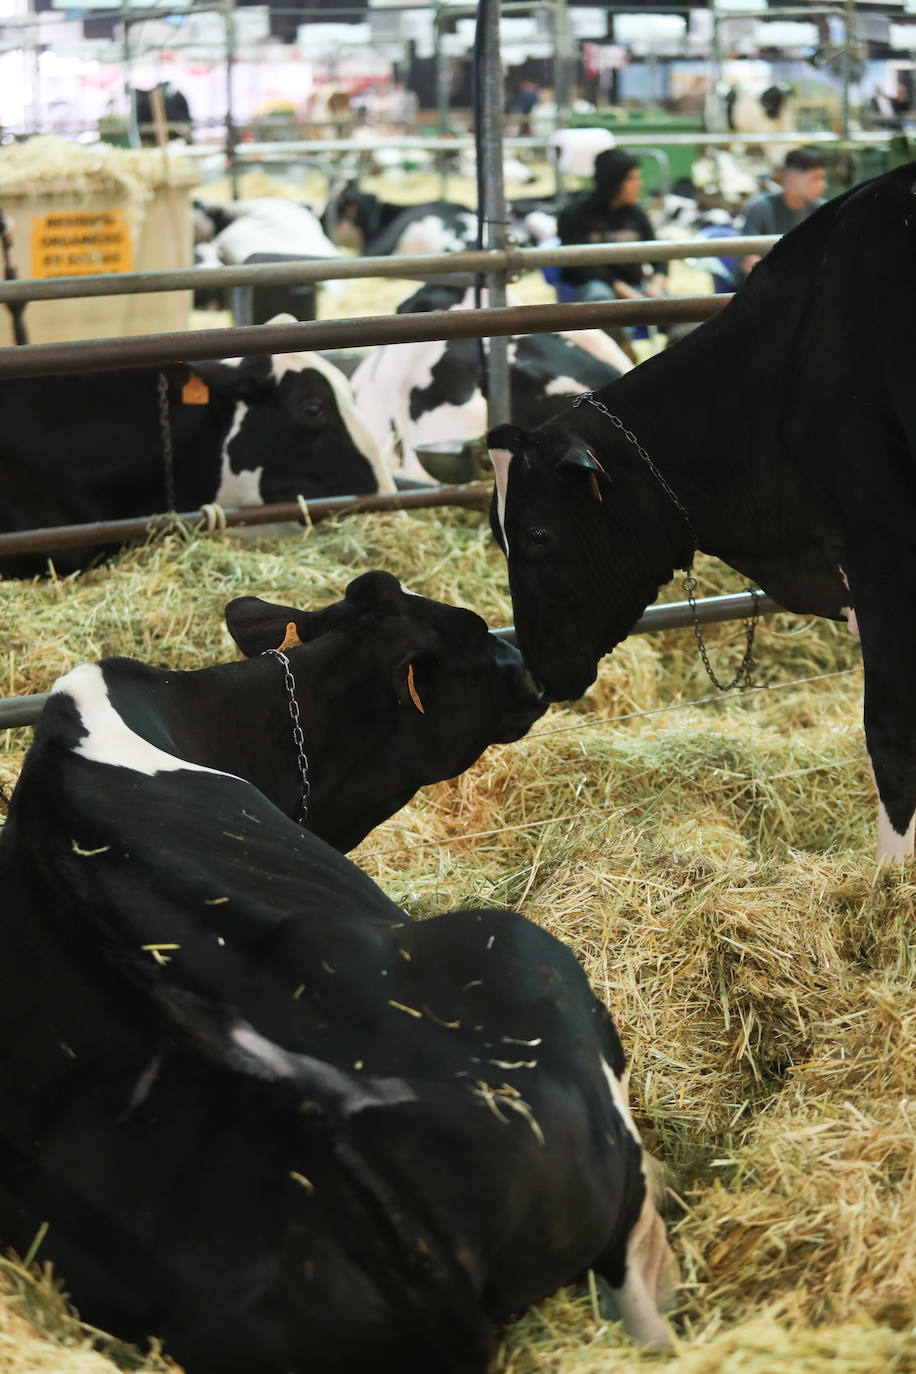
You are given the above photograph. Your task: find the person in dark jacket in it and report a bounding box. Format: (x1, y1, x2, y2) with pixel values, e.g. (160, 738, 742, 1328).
(557, 149, 668, 303)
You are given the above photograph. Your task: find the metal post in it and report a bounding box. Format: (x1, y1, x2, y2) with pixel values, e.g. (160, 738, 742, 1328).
(709, 0, 724, 134)
(841, 0, 854, 142)
(479, 0, 510, 429)
(552, 0, 571, 127)
(122, 5, 140, 149)
(435, 6, 450, 200)
(224, 0, 239, 200)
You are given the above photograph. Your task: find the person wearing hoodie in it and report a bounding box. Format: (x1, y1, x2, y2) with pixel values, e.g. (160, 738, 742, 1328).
(556, 149, 668, 304)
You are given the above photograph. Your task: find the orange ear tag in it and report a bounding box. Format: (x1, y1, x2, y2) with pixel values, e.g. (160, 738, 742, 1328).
(277, 622, 302, 651)
(588, 472, 603, 502)
(407, 663, 425, 714)
(181, 376, 210, 406)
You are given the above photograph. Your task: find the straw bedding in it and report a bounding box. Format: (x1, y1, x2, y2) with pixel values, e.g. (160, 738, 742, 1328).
(1, 508, 914, 1374)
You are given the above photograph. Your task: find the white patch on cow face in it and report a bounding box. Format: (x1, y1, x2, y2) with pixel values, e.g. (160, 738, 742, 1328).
(54, 663, 227, 780)
(215, 402, 265, 506)
(488, 446, 514, 561)
(600, 1058, 642, 1148)
(877, 800, 915, 862)
(264, 333, 395, 494)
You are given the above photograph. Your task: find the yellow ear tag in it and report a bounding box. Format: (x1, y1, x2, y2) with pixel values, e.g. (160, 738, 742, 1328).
(588, 472, 603, 502)
(181, 376, 210, 406)
(277, 622, 302, 651)
(407, 663, 425, 714)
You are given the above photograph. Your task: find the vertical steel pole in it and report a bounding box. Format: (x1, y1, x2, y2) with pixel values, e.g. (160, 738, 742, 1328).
(841, 0, 854, 141)
(123, 7, 140, 148)
(435, 6, 450, 199)
(224, 0, 240, 200)
(480, 0, 510, 429)
(709, 0, 724, 133)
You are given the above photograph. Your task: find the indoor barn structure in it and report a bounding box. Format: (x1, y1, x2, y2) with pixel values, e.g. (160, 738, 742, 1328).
(1, 0, 916, 1369)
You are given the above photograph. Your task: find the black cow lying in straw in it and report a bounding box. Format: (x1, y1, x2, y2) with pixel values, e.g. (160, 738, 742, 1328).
(488, 164, 916, 862)
(0, 333, 390, 578)
(0, 571, 677, 1372)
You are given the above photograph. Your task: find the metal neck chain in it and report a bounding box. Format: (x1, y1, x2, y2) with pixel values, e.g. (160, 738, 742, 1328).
(157, 372, 177, 514)
(263, 648, 310, 825)
(571, 391, 757, 692)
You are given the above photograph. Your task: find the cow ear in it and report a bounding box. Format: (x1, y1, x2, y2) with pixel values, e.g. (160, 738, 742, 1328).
(558, 440, 610, 500)
(487, 423, 526, 461)
(225, 596, 311, 657)
(558, 439, 603, 474)
(191, 355, 273, 404)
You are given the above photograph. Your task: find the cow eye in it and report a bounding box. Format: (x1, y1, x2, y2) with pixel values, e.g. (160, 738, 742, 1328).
(523, 526, 555, 557)
(302, 400, 325, 420)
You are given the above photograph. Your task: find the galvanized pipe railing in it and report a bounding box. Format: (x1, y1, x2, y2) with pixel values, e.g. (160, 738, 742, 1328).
(0, 295, 727, 379)
(0, 483, 492, 560)
(0, 590, 780, 731)
(0, 237, 777, 307)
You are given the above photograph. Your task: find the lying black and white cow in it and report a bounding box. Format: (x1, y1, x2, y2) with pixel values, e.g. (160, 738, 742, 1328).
(0, 570, 677, 1373)
(351, 283, 632, 478)
(487, 165, 916, 861)
(324, 185, 478, 257)
(0, 339, 391, 577)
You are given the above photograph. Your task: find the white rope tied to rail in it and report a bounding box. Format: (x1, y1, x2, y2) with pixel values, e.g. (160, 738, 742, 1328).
(296, 493, 313, 538)
(200, 502, 228, 535)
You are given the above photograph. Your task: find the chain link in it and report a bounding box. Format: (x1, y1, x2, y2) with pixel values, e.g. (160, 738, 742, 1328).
(571, 390, 758, 692)
(157, 372, 177, 514)
(684, 576, 758, 692)
(264, 648, 310, 826)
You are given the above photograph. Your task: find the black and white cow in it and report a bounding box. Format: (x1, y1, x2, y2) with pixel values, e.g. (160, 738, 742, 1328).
(351, 283, 632, 478)
(487, 165, 916, 861)
(0, 339, 392, 577)
(324, 186, 479, 257)
(0, 570, 677, 1373)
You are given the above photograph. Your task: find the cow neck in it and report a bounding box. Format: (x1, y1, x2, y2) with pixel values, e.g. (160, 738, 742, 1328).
(162, 655, 320, 829)
(583, 271, 817, 567)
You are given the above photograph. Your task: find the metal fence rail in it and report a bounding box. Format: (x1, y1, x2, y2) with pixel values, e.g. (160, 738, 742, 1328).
(0, 590, 779, 731)
(0, 295, 727, 380)
(0, 237, 777, 308)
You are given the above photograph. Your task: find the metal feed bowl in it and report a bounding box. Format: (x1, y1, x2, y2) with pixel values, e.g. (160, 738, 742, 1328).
(413, 439, 490, 485)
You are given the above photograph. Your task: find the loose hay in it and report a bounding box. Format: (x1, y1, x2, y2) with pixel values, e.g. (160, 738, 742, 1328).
(1, 508, 912, 1374)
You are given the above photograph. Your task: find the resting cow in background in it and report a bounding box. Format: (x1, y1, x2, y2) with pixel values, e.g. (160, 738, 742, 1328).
(487, 165, 916, 861)
(323, 185, 478, 257)
(0, 334, 391, 578)
(0, 569, 677, 1373)
(351, 283, 632, 478)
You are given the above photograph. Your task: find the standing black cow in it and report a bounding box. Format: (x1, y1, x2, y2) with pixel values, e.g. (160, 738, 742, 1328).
(0, 570, 677, 1373)
(324, 185, 478, 257)
(488, 165, 916, 861)
(0, 343, 391, 577)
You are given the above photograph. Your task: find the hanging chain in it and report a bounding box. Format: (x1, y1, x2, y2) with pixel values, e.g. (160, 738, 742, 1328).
(572, 390, 758, 692)
(264, 648, 310, 826)
(684, 576, 759, 692)
(157, 372, 177, 514)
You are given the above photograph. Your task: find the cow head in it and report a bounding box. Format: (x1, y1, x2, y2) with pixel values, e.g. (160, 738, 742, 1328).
(190, 332, 393, 503)
(225, 570, 546, 850)
(487, 420, 690, 703)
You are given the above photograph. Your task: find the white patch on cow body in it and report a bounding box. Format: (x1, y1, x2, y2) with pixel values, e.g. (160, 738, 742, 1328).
(126, 1054, 162, 1113)
(231, 1020, 418, 1113)
(600, 1058, 642, 1148)
(393, 215, 474, 257)
(54, 663, 229, 780)
(488, 447, 514, 560)
(877, 800, 915, 862)
(545, 374, 591, 397)
(837, 566, 859, 637)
